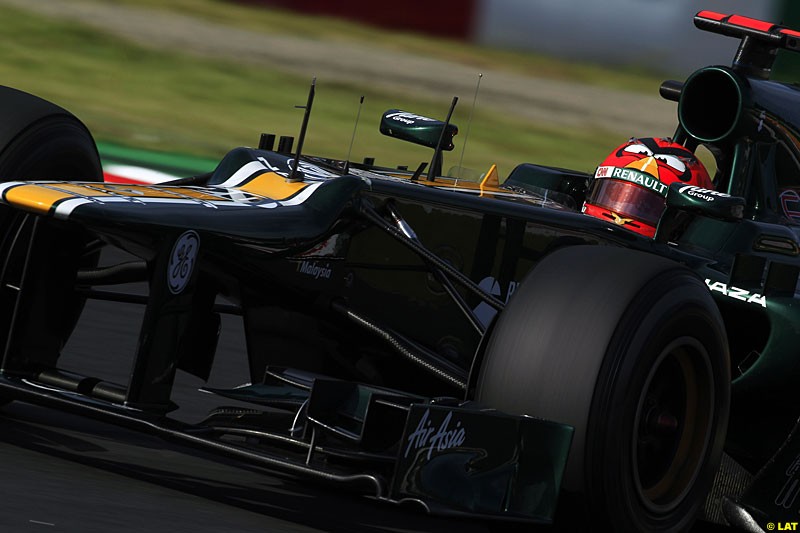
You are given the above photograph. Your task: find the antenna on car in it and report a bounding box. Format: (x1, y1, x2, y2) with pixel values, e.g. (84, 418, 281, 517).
(343, 95, 365, 175)
(455, 73, 482, 181)
(427, 96, 458, 181)
(288, 77, 316, 182)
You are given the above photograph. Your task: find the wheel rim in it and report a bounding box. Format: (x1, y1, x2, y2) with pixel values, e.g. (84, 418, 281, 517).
(632, 337, 714, 513)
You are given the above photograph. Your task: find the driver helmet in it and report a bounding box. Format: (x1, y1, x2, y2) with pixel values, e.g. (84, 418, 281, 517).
(583, 137, 712, 237)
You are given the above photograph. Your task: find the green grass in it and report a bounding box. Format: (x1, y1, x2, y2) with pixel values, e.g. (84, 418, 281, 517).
(97, 0, 670, 93)
(0, 2, 633, 177)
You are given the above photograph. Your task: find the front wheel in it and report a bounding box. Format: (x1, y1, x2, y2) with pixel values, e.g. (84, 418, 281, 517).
(475, 245, 730, 532)
(0, 87, 103, 408)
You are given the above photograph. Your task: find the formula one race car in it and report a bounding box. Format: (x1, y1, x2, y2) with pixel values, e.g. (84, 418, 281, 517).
(1, 10, 799, 532)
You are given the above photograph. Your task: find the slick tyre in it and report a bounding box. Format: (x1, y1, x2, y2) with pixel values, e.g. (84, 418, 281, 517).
(0, 87, 102, 407)
(475, 245, 730, 532)
(0, 86, 102, 182)
(0, 85, 102, 230)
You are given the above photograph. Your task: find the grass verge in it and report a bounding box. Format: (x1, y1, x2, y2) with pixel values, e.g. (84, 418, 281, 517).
(0, 2, 633, 176)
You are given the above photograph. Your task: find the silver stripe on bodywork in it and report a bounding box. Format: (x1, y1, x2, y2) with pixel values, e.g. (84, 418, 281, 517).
(278, 181, 323, 206)
(54, 198, 94, 219)
(217, 161, 270, 188)
(0, 181, 26, 199)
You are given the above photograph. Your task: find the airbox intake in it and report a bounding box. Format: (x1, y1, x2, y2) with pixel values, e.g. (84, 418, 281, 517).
(678, 67, 749, 143)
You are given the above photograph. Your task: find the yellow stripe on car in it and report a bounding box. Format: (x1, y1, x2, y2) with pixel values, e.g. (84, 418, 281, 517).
(238, 171, 309, 199)
(3, 183, 82, 215)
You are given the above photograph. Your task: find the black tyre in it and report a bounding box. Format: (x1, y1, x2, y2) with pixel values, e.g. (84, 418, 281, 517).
(0, 86, 102, 182)
(475, 245, 730, 532)
(0, 87, 102, 407)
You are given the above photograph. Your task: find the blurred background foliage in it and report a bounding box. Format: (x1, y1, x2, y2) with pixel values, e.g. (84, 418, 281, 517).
(2, 0, 789, 178)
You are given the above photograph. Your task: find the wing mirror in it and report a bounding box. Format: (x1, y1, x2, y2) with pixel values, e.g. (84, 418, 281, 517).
(665, 183, 745, 220)
(655, 182, 744, 242)
(379, 110, 458, 151)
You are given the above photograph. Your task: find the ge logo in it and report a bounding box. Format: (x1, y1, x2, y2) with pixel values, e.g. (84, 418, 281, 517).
(168, 231, 199, 295)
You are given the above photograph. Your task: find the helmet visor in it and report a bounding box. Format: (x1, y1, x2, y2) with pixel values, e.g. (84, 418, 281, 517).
(587, 179, 666, 226)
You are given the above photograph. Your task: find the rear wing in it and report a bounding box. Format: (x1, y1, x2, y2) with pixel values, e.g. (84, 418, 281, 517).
(694, 11, 800, 79)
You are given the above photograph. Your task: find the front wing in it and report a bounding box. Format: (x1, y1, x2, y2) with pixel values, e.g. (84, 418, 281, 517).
(0, 370, 573, 523)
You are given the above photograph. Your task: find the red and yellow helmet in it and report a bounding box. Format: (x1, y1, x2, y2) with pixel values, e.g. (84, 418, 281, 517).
(583, 137, 712, 237)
